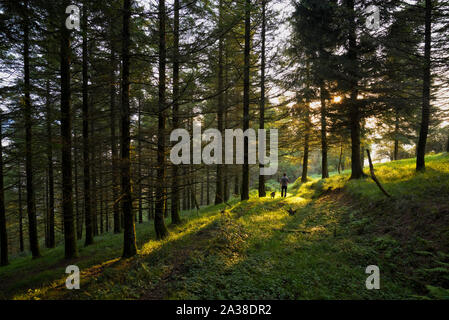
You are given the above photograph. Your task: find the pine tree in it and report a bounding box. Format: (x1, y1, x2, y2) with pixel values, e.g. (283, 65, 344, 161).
(121, 0, 138, 257)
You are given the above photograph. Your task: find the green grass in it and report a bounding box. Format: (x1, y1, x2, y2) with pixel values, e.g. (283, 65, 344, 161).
(1, 153, 449, 300)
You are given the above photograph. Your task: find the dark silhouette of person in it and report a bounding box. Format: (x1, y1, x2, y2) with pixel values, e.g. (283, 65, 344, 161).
(280, 173, 289, 198)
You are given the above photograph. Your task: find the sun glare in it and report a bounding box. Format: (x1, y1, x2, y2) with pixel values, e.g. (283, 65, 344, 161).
(333, 96, 343, 103)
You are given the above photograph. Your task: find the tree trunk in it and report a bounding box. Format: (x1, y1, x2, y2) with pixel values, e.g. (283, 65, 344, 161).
(109, 30, 120, 234)
(99, 160, 104, 234)
(0, 114, 8, 266)
(82, 2, 93, 246)
(206, 166, 210, 205)
(18, 164, 24, 252)
(346, 0, 364, 180)
(137, 98, 143, 224)
(349, 96, 363, 179)
(393, 112, 399, 161)
(320, 82, 329, 179)
(60, 0, 78, 259)
(258, 0, 267, 197)
(301, 104, 310, 183)
(91, 113, 98, 236)
(215, 0, 225, 205)
(45, 78, 55, 248)
(338, 143, 343, 174)
(121, 0, 138, 257)
(171, 0, 181, 224)
(416, 0, 432, 172)
(241, 0, 251, 201)
(201, 178, 204, 205)
(154, 0, 170, 240)
(234, 169, 239, 195)
(74, 130, 83, 240)
(24, 0, 40, 259)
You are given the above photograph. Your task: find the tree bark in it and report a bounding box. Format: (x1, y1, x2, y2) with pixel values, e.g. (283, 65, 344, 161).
(301, 104, 310, 183)
(215, 0, 225, 205)
(24, 0, 40, 259)
(60, 0, 78, 259)
(74, 130, 83, 240)
(137, 98, 143, 224)
(171, 0, 181, 224)
(45, 78, 55, 248)
(18, 163, 24, 252)
(338, 143, 343, 174)
(258, 0, 267, 197)
(366, 150, 391, 198)
(346, 0, 364, 180)
(91, 113, 98, 236)
(155, 0, 169, 240)
(320, 82, 329, 179)
(241, 0, 251, 201)
(0, 114, 8, 266)
(121, 0, 138, 257)
(109, 29, 121, 234)
(82, 1, 93, 246)
(416, 0, 432, 172)
(393, 112, 399, 161)
(206, 166, 210, 205)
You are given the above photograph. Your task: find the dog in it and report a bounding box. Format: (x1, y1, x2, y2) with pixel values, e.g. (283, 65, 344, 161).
(270, 191, 276, 199)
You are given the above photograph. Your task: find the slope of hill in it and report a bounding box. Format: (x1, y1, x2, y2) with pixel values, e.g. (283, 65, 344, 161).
(1, 153, 448, 300)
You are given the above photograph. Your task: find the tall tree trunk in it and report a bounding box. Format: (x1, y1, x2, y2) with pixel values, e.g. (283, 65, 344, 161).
(18, 164, 24, 252)
(258, 0, 267, 197)
(201, 177, 204, 205)
(206, 166, 210, 205)
(224, 111, 230, 201)
(394, 112, 399, 161)
(121, 0, 138, 257)
(360, 120, 365, 168)
(338, 143, 343, 174)
(23, 0, 40, 259)
(346, 0, 364, 180)
(148, 168, 154, 221)
(100, 164, 104, 234)
(137, 98, 143, 224)
(109, 31, 120, 234)
(301, 104, 310, 183)
(241, 0, 251, 201)
(234, 169, 239, 195)
(60, 0, 78, 259)
(171, 0, 181, 224)
(320, 82, 329, 179)
(44, 172, 49, 248)
(0, 114, 8, 266)
(91, 113, 98, 236)
(215, 0, 225, 205)
(45, 78, 55, 248)
(74, 130, 83, 239)
(82, 2, 93, 246)
(416, 0, 432, 172)
(155, 0, 170, 240)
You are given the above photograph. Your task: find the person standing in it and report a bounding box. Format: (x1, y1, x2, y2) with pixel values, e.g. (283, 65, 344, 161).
(280, 173, 290, 198)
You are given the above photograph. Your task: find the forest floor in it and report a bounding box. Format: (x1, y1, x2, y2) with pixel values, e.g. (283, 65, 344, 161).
(1, 153, 449, 300)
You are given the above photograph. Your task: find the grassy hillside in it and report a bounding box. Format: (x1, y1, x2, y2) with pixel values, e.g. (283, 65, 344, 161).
(1, 153, 448, 300)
